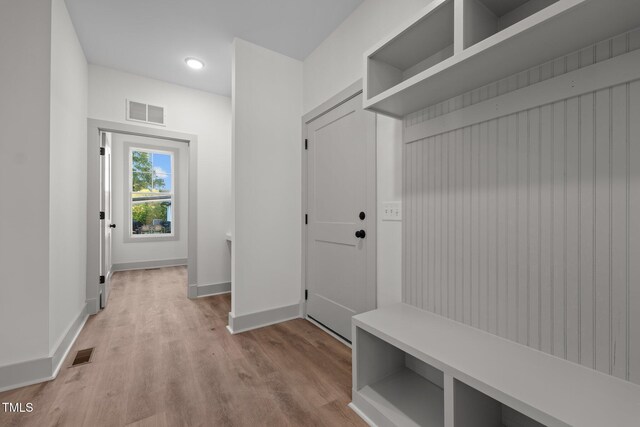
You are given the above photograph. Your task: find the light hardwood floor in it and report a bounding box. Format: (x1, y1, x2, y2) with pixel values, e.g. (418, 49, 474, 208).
(0, 267, 365, 427)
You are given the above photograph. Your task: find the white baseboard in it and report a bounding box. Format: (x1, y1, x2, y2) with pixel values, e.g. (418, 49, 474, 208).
(348, 402, 377, 427)
(111, 258, 187, 272)
(0, 303, 89, 393)
(86, 297, 99, 315)
(0, 357, 52, 394)
(51, 304, 89, 378)
(188, 283, 198, 299)
(227, 303, 301, 334)
(195, 282, 231, 298)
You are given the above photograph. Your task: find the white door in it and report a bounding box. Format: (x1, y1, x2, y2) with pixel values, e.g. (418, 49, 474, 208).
(305, 93, 376, 342)
(99, 131, 113, 308)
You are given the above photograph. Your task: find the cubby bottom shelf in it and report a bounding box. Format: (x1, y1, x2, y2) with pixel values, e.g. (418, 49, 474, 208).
(353, 368, 444, 427)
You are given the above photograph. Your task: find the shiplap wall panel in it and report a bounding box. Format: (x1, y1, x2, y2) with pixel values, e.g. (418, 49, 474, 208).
(478, 123, 489, 333)
(403, 86, 638, 381)
(529, 107, 541, 351)
(551, 102, 566, 359)
(457, 129, 464, 322)
(579, 92, 595, 369)
(403, 79, 640, 384)
(402, 29, 640, 385)
(507, 115, 518, 344)
(444, 133, 451, 317)
(488, 121, 499, 336)
(433, 135, 440, 315)
(630, 80, 640, 385)
(566, 97, 580, 364)
(594, 88, 611, 375)
(497, 118, 508, 339)
(417, 140, 422, 308)
(611, 83, 629, 380)
(539, 104, 553, 356)
(402, 134, 407, 304)
(470, 125, 480, 329)
(425, 138, 432, 312)
(517, 111, 528, 346)
(446, 134, 453, 316)
(464, 127, 472, 326)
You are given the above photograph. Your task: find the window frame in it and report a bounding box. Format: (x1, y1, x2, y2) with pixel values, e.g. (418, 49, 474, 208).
(124, 142, 179, 243)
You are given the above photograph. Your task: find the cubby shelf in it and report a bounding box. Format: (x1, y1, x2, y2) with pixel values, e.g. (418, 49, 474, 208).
(350, 303, 640, 427)
(357, 368, 444, 427)
(363, 0, 640, 117)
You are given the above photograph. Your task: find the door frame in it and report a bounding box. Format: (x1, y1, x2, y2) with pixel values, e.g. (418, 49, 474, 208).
(300, 79, 377, 331)
(99, 131, 113, 309)
(86, 119, 199, 315)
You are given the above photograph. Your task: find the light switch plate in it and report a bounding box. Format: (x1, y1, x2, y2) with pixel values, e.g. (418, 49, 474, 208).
(382, 202, 402, 221)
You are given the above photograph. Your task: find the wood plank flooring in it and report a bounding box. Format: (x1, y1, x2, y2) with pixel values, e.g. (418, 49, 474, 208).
(0, 267, 364, 427)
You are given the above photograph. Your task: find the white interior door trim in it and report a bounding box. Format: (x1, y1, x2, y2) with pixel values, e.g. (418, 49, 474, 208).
(98, 131, 113, 308)
(86, 119, 198, 314)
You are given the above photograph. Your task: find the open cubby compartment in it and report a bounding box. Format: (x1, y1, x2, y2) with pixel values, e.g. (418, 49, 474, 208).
(354, 327, 444, 427)
(366, 0, 454, 99)
(453, 379, 545, 427)
(462, 0, 559, 48)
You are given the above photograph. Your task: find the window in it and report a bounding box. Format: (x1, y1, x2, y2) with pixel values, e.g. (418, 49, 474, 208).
(128, 147, 175, 238)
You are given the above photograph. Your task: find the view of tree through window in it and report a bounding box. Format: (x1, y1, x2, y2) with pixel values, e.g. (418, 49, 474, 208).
(130, 148, 174, 236)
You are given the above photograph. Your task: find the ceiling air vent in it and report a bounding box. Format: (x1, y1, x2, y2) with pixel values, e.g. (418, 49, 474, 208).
(126, 99, 166, 126)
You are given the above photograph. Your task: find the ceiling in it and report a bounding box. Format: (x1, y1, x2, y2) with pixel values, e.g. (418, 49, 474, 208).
(65, 0, 363, 96)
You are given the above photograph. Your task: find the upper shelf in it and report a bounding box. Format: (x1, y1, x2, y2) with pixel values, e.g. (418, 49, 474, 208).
(367, 0, 455, 100)
(363, 0, 640, 118)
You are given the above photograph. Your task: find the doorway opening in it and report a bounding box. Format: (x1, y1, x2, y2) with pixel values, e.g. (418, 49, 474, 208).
(86, 119, 198, 314)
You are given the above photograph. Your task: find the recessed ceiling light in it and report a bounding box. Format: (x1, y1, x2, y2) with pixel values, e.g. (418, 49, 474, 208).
(185, 57, 204, 70)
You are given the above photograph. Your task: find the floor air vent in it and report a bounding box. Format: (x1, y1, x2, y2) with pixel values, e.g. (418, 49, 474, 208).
(71, 348, 94, 367)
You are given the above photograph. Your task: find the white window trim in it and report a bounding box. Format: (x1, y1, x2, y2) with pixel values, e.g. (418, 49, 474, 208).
(123, 142, 179, 243)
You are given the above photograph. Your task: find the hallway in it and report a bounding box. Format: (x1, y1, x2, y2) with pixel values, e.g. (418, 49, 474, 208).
(0, 267, 364, 426)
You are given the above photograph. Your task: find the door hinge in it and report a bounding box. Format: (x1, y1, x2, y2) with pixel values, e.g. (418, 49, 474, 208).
(100, 147, 105, 156)
(99, 211, 105, 220)
(304, 139, 308, 150)
(99, 275, 105, 284)
(305, 214, 308, 225)
(305, 289, 308, 300)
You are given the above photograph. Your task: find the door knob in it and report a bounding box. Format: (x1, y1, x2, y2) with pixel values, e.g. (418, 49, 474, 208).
(355, 230, 366, 239)
(359, 212, 366, 220)
(109, 224, 117, 228)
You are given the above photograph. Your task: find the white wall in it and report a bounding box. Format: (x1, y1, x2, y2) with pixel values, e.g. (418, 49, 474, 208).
(49, 0, 88, 355)
(0, 0, 52, 366)
(111, 134, 188, 265)
(232, 39, 303, 317)
(0, 0, 88, 368)
(88, 65, 232, 287)
(376, 115, 403, 307)
(303, 0, 433, 308)
(303, 0, 433, 113)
